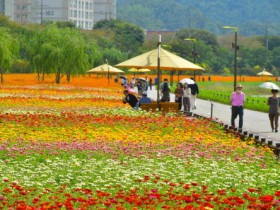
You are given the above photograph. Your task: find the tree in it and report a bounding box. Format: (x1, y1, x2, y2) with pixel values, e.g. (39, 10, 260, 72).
(175, 29, 218, 46)
(93, 19, 144, 56)
(26, 25, 90, 83)
(271, 47, 280, 69)
(0, 27, 18, 83)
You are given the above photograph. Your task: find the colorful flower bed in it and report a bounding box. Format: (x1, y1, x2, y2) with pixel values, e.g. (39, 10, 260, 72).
(0, 84, 280, 209)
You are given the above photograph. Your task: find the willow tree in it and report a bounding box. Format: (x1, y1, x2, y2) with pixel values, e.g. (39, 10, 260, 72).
(0, 27, 18, 83)
(61, 28, 89, 82)
(24, 28, 45, 80)
(28, 25, 90, 83)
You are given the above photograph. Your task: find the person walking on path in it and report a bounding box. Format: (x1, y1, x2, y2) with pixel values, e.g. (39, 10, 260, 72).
(174, 83, 183, 111)
(188, 77, 199, 110)
(160, 78, 171, 102)
(182, 83, 191, 114)
(267, 89, 280, 132)
(231, 84, 245, 129)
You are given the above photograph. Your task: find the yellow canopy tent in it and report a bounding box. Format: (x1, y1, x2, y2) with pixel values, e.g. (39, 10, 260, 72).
(128, 68, 151, 78)
(116, 47, 204, 103)
(88, 64, 125, 84)
(116, 48, 204, 71)
(88, 64, 124, 74)
(257, 69, 273, 76)
(257, 69, 273, 81)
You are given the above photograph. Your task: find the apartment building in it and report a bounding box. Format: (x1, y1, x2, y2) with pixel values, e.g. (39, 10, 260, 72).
(0, 0, 4, 14)
(1, 0, 116, 30)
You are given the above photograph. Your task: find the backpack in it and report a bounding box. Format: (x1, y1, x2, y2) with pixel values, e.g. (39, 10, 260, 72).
(162, 83, 169, 93)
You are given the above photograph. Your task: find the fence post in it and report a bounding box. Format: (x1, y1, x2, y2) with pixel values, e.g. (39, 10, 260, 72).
(209, 100, 214, 118)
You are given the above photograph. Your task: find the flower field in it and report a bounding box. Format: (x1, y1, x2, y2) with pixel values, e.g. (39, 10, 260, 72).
(0, 80, 280, 209)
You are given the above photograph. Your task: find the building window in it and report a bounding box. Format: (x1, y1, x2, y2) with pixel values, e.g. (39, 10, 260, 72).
(45, 10, 54, 16)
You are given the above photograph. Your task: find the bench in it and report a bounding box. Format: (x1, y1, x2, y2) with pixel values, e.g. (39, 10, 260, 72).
(140, 102, 179, 113)
(140, 102, 158, 112)
(160, 102, 180, 113)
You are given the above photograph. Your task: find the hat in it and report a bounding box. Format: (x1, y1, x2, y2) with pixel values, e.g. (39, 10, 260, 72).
(142, 91, 147, 96)
(236, 84, 243, 88)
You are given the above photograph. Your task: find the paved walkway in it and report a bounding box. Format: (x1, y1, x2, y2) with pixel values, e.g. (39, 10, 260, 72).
(142, 86, 280, 146)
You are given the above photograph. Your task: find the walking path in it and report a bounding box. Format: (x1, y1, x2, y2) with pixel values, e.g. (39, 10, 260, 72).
(143, 86, 280, 146)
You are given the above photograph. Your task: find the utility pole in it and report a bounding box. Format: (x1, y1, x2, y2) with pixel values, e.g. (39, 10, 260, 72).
(41, 0, 43, 24)
(223, 26, 239, 91)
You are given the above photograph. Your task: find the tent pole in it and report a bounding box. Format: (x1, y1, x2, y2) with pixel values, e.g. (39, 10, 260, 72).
(157, 35, 161, 110)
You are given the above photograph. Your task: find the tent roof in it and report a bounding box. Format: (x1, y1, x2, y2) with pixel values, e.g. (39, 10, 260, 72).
(116, 48, 204, 71)
(88, 64, 124, 74)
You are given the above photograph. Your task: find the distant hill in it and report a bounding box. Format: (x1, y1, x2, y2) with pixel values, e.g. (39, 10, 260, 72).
(117, 0, 280, 36)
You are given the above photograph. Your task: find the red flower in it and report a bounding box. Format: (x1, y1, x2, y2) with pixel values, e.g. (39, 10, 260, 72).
(275, 190, 280, 196)
(217, 189, 227, 196)
(184, 184, 190, 190)
(191, 182, 198, 186)
(259, 195, 274, 203)
(248, 188, 256, 193)
(184, 196, 194, 203)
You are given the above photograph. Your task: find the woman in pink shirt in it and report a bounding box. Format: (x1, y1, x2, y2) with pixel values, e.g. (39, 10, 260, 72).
(231, 84, 245, 129)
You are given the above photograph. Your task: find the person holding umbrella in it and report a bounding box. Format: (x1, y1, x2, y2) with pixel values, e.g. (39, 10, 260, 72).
(267, 89, 280, 132)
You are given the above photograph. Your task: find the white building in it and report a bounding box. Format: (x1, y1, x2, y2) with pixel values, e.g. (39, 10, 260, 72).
(1, 0, 116, 30)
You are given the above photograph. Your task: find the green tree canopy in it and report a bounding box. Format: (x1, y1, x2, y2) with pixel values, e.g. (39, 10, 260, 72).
(94, 19, 144, 56)
(0, 27, 19, 83)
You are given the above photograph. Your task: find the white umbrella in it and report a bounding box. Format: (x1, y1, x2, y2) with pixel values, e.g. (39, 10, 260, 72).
(259, 82, 280, 90)
(180, 78, 195, 85)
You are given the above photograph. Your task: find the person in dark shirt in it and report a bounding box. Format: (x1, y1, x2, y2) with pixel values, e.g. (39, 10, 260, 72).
(160, 78, 170, 102)
(136, 78, 142, 95)
(174, 83, 183, 111)
(267, 89, 280, 132)
(122, 90, 138, 109)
